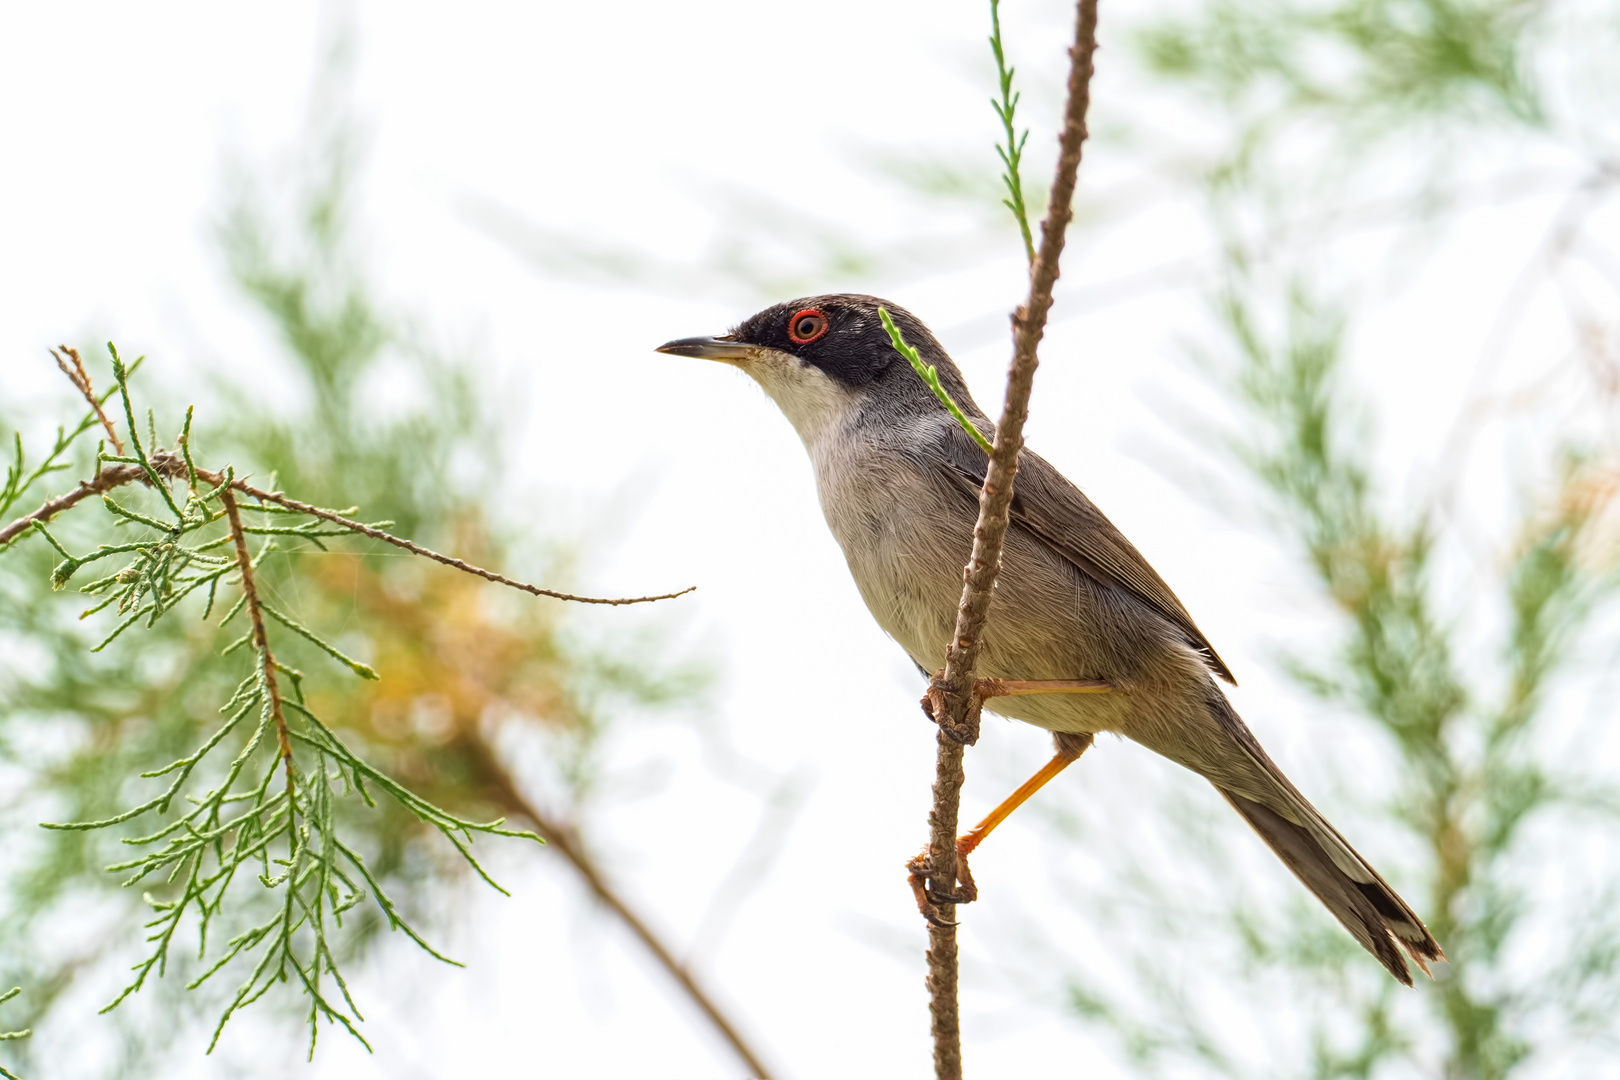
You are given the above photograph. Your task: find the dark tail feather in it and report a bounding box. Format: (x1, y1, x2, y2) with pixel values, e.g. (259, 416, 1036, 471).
(1217, 788, 1444, 986)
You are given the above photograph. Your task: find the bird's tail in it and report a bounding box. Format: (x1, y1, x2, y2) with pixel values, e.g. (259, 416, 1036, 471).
(1215, 785, 1443, 985)
(1126, 681, 1444, 982)
(1178, 689, 1445, 985)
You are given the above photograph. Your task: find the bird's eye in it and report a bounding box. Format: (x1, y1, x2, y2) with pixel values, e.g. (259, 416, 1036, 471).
(787, 309, 829, 344)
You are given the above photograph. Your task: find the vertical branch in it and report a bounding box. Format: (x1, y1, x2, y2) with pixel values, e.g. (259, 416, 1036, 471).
(221, 487, 295, 789)
(921, 731, 967, 1080)
(919, 3, 1100, 1078)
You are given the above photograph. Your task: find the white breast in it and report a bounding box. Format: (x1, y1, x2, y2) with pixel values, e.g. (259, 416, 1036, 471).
(811, 424, 969, 670)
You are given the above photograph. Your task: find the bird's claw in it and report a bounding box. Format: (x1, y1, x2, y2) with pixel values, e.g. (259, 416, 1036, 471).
(920, 670, 983, 746)
(906, 847, 978, 926)
(947, 854, 978, 904)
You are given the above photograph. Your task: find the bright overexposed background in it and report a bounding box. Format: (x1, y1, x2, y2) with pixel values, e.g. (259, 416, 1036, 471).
(2, 1, 1614, 1077)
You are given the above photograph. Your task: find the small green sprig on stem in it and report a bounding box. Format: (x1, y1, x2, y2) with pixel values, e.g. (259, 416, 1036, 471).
(990, 0, 1037, 267)
(878, 307, 994, 454)
(885, 0, 1038, 457)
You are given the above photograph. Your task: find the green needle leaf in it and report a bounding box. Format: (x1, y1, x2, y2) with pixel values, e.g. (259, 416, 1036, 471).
(879, 307, 994, 455)
(989, 0, 1036, 267)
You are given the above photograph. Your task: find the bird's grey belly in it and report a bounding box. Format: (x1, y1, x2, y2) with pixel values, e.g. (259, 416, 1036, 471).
(814, 453, 1170, 736)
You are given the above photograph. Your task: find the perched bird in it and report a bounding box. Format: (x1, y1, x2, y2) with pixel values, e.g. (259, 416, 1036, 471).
(657, 294, 1443, 985)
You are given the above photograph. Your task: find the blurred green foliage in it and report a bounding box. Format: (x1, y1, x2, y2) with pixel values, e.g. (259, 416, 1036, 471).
(1139, 0, 1544, 131)
(1032, 1, 1620, 1076)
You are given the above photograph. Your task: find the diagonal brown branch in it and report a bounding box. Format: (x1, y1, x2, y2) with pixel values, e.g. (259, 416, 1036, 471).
(219, 487, 296, 791)
(465, 737, 776, 1079)
(0, 464, 149, 548)
(916, 3, 1099, 1078)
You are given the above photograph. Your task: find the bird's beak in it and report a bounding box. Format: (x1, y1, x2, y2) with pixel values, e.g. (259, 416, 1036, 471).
(655, 335, 755, 364)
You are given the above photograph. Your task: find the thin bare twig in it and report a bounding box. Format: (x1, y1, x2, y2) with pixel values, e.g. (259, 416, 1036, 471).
(0, 455, 694, 607)
(51, 345, 124, 454)
(915, 4, 1099, 1078)
(466, 739, 775, 1080)
(224, 481, 697, 607)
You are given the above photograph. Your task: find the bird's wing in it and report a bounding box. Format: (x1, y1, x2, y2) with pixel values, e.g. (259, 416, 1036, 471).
(934, 431, 1236, 684)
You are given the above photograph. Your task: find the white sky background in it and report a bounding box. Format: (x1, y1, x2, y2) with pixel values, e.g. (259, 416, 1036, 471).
(2, 1, 1616, 1078)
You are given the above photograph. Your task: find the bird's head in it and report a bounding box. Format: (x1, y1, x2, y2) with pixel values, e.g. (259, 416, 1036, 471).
(657, 294, 978, 447)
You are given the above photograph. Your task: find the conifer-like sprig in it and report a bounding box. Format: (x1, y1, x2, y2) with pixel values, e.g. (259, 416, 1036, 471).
(0, 346, 689, 1056)
(989, 0, 1037, 268)
(884, 0, 1042, 450)
(878, 307, 994, 454)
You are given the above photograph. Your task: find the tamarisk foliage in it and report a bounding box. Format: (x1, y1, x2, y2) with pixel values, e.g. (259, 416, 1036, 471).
(988, 0, 1036, 269)
(1, 349, 681, 1057)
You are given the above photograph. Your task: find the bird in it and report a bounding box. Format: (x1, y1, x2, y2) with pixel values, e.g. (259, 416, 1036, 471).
(656, 293, 1444, 985)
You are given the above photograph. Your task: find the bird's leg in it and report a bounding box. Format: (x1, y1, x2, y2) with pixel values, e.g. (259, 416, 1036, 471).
(957, 732, 1093, 859)
(919, 673, 1112, 745)
(911, 675, 1107, 917)
(949, 682, 1104, 861)
(976, 677, 1112, 699)
(905, 738, 1090, 917)
(907, 728, 1095, 920)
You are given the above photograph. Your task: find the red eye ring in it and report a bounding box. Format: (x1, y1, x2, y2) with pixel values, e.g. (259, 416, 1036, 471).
(787, 308, 829, 344)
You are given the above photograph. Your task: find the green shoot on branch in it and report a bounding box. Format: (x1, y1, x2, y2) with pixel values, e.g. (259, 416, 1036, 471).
(879, 307, 994, 454)
(990, 0, 1036, 267)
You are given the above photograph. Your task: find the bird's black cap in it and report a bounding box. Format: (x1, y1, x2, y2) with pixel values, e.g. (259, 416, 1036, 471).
(730, 294, 965, 393)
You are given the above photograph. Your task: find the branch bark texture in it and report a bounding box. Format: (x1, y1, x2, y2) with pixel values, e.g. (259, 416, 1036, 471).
(921, 3, 1099, 1077)
(219, 487, 296, 790)
(0, 463, 148, 548)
